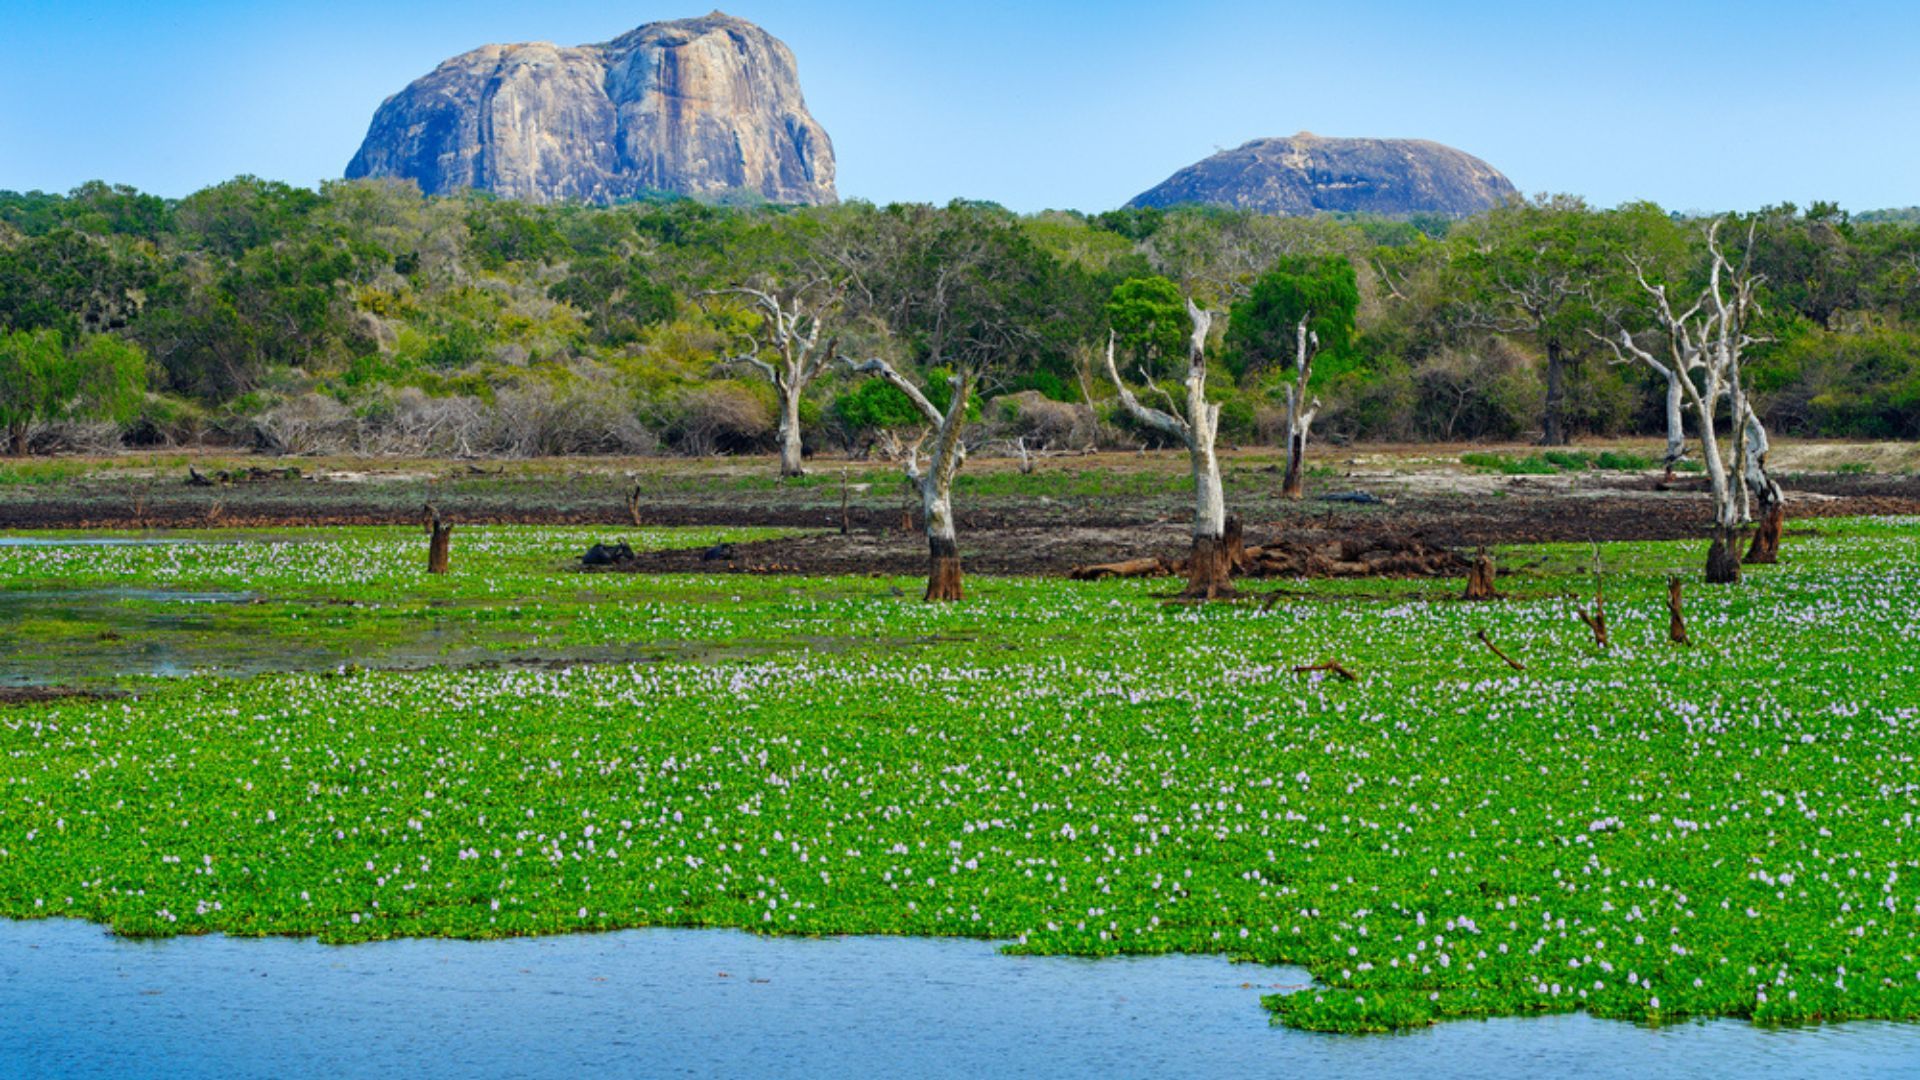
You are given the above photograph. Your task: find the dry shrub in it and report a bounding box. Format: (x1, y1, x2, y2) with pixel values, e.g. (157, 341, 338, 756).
(355, 388, 488, 456)
(23, 420, 125, 455)
(480, 382, 655, 457)
(254, 393, 357, 455)
(665, 382, 773, 456)
(991, 391, 1098, 450)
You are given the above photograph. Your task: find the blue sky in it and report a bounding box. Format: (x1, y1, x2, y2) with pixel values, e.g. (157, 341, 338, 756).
(3, 0, 1915, 213)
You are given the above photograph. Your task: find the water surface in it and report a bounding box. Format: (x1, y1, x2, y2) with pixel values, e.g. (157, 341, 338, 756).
(3, 919, 1916, 1079)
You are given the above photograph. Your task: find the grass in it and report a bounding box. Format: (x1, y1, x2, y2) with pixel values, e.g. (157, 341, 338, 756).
(2, 519, 1919, 1035)
(0, 460, 95, 487)
(1460, 450, 1655, 475)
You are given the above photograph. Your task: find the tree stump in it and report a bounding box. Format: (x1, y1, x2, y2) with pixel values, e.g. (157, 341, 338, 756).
(1461, 549, 1498, 601)
(425, 505, 453, 575)
(1704, 527, 1741, 584)
(1182, 533, 1236, 600)
(1744, 500, 1783, 565)
(1666, 576, 1690, 645)
(1223, 515, 1248, 574)
(925, 535, 963, 602)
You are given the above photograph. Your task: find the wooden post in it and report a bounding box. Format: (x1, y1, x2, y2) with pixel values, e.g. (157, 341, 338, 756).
(425, 504, 453, 574)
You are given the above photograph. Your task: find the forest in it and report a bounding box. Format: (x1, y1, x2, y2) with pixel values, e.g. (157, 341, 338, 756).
(4, 177, 1919, 463)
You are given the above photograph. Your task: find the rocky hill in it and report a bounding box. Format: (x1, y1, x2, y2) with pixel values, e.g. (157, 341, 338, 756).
(345, 12, 835, 206)
(1129, 132, 1515, 217)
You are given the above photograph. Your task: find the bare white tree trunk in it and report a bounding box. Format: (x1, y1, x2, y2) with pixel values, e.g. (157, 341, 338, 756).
(1280, 314, 1321, 500)
(777, 388, 806, 477)
(1104, 299, 1234, 597)
(845, 358, 971, 601)
(708, 284, 842, 478)
(1605, 219, 1766, 583)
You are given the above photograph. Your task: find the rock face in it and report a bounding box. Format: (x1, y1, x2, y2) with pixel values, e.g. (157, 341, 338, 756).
(345, 12, 835, 206)
(1128, 132, 1515, 217)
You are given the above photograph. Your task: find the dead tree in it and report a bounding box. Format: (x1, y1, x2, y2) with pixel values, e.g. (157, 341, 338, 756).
(1279, 314, 1322, 500)
(705, 281, 843, 478)
(1102, 300, 1235, 598)
(1666, 576, 1690, 645)
(1605, 220, 1768, 584)
(845, 360, 971, 601)
(424, 504, 453, 574)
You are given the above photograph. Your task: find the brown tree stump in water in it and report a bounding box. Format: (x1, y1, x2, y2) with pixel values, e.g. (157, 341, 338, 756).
(1461, 549, 1498, 601)
(1183, 533, 1236, 600)
(1744, 501, 1783, 565)
(1666, 576, 1690, 645)
(1705, 528, 1741, 584)
(425, 504, 453, 575)
(924, 535, 963, 602)
(1223, 515, 1248, 574)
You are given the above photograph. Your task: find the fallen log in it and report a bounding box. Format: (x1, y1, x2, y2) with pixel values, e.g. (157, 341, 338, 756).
(1293, 661, 1358, 682)
(1069, 557, 1172, 581)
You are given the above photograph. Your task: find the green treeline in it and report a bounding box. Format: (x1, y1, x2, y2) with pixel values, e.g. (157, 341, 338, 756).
(2, 178, 1917, 456)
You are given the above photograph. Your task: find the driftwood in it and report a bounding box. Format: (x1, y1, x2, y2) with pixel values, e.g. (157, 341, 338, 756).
(1069, 557, 1173, 581)
(1068, 532, 1467, 584)
(1574, 545, 1608, 648)
(1293, 661, 1358, 682)
(1666, 576, 1690, 645)
(1475, 629, 1525, 672)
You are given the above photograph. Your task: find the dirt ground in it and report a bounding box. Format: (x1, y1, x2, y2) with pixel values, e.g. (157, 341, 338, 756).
(6, 443, 1918, 578)
(604, 482, 1907, 578)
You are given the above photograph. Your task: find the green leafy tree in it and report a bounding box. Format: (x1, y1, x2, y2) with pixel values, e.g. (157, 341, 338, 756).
(1105, 276, 1187, 379)
(1227, 256, 1360, 496)
(0, 330, 145, 455)
(1454, 195, 1610, 445)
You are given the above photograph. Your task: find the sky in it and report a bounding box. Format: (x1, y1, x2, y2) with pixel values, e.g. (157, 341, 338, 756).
(3, 0, 1916, 214)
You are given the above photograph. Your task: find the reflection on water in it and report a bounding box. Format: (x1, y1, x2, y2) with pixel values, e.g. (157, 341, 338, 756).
(2, 919, 1915, 1080)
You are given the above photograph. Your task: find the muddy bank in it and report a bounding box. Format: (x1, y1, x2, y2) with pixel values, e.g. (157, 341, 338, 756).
(596, 483, 1911, 579)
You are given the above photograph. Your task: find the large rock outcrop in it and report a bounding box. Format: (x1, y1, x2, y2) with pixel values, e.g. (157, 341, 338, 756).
(1128, 132, 1515, 218)
(345, 12, 836, 206)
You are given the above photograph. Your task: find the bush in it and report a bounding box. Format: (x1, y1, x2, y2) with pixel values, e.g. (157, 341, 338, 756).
(663, 382, 773, 456)
(484, 381, 654, 457)
(991, 390, 1093, 449)
(123, 393, 212, 447)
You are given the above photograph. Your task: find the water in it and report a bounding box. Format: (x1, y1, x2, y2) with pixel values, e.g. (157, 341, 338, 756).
(3, 920, 1916, 1079)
